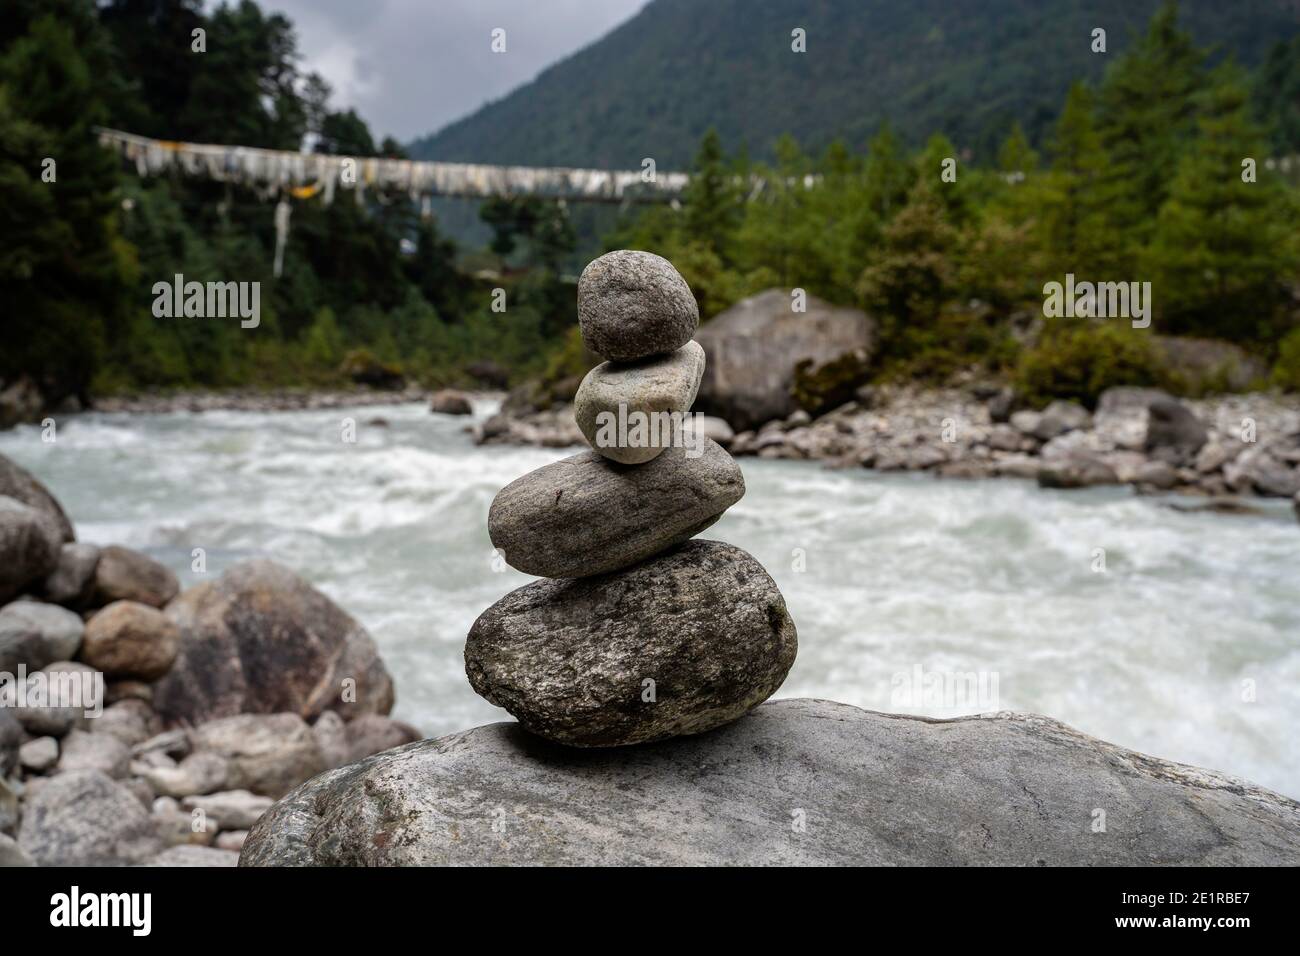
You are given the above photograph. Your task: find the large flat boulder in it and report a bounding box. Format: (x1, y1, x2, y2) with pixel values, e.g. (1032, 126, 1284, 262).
(239, 698, 1300, 866)
(694, 289, 875, 431)
(152, 560, 394, 727)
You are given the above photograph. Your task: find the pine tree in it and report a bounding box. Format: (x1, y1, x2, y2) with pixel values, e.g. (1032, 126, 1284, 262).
(682, 128, 742, 262)
(1096, 1, 1204, 242)
(1036, 81, 1113, 276)
(1147, 62, 1296, 340)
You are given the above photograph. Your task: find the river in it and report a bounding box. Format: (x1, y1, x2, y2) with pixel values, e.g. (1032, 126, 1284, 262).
(2, 399, 1297, 798)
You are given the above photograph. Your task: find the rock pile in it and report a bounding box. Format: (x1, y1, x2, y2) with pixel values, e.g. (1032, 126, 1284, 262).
(0, 451, 414, 866)
(466, 250, 798, 747)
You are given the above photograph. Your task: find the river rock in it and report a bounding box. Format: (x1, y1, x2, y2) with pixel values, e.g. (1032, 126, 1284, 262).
(1033, 400, 1092, 440)
(429, 389, 473, 415)
(8, 661, 99, 737)
(573, 340, 706, 464)
(0, 453, 74, 543)
(577, 250, 699, 362)
(18, 769, 162, 865)
(93, 699, 161, 748)
(20, 735, 58, 773)
(0, 708, 21, 775)
(342, 713, 421, 764)
(81, 600, 180, 680)
(56, 729, 131, 779)
(0, 496, 62, 604)
(182, 790, 275, 831)
(153, 559, 394, 726)
(136, 751, 229, 798)
(488, 438, 743, 578)
(694, 289, 876, 431)
(0, 832, 34, 867)
(40, 542, 100, 607)
(91, 545, 179, 609)
(0, 599, 84, 672)
(189, 713, 326, 798)
(143, 845, 239, 866)
(1144, 395, 1209, 464)
(240, 698, 1300, 866)
(466, 540, 797, 747)
(1036, 455, 1120, 489)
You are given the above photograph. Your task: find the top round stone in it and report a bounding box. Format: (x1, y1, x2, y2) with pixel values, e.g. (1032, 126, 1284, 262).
(577, 250, 700, 362)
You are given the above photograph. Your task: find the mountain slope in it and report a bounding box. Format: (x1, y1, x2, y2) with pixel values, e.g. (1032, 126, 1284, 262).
(408, 0, 1299, 169)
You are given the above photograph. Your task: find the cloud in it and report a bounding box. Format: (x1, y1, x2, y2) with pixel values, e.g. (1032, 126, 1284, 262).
(262, 0, 647, 144)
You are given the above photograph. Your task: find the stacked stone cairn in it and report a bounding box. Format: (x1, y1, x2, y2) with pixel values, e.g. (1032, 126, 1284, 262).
(465, 250, 798, 747)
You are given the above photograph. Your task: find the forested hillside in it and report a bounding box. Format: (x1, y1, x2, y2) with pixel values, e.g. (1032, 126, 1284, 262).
(409, 0, 1300, 169)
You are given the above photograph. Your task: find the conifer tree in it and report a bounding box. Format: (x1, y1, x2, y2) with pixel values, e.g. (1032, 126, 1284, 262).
(1147, 62, 1296, 340)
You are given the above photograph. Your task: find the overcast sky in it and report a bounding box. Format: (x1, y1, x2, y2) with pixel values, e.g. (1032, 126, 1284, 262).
(262, 0, 648, 144)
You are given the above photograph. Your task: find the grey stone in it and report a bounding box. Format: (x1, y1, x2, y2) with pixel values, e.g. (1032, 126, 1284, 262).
(0, 709, 20, 776)
(466, 540, 797, 747)
(577, 250, 699, 362)
(40, 542, 100, 608)
(1037, 455, 1121, 489)
(142, 845, 238, 867)
(215, 830, 248, 852)
(136, 751, 229, 798)
(151, 799, 215, 847)
(312, 710, 349, 769)
(1096, 386, 1171, 416)
(574, 341, 706, 464)
(0, 453, 74, 543)
(18, 769, 162, 865)
(182, 790, 274, 830)
(133, 729, 190, 761)
(0, 777, 16, 833)
(488, 438, 743, 578)
(57, 729, 131, 779)
(93, 699, 161, 748)
(8, 661, 100, 737)
(0, 832, 34, 867)
(342, 714, 421, 764)
(694, 289, 875, 431)
(429, 389, 473, 415)
(19, 736, 58, 772)
(91, 545, 179, 609)
(1009, 410, 1041, 436)
(1133, 459, 1179, 490)
(1145, 395, 1209, 464)
(190, 713, 326, 798)
(153, 559, 394, 726)
(1033, 400, 1092, 441)
(0, 496, 62, 605)
(0, 600, 83, 668)
(239, 699, 1300, 867)
(81, 600, 180, 680)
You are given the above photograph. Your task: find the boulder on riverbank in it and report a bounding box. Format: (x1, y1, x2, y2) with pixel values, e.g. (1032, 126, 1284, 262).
(240, 698, 1300, 866)
(694, 289, 876, 432)
(153, 559, 394, 726)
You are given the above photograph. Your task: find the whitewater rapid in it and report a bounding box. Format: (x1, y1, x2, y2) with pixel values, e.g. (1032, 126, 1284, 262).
(2, 399, 1296, 797)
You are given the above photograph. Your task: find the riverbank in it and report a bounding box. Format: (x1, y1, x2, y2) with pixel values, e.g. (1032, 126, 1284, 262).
(473, 383, 1300, 512)
(87, 386, 438, 415)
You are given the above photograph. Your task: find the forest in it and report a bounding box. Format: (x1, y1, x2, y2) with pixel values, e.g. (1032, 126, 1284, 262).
(3, 0, 1300, 412)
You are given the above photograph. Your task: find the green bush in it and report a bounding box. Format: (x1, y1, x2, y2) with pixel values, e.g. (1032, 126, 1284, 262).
(1014, 321, 1167, 409)
(1271, 327, 1300, 391)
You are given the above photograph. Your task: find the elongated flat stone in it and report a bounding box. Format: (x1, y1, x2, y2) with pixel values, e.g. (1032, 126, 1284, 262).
(465, 540, 797, 747)
(487, 437, 743, 578)
(574, 341, 706, 464)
